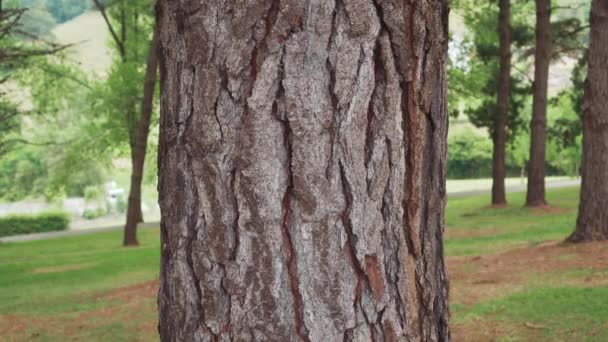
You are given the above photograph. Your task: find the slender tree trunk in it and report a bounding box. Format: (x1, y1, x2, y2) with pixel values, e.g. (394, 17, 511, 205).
(492, 0, 511, 206)
(157, 1, 450, 341)
(568, 0, 608, 243)
(123, 27, 158, 246)
(526, 0, 551, 207)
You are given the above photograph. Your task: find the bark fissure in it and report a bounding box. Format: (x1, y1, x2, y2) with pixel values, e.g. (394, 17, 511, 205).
(281, 108, 310, 342)
(339, 161, 366, 308)
(182, 66, 206, 337)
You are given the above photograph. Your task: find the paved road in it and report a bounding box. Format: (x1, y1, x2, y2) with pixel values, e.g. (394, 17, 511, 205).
(0, 222, 160, 243)
(1, 178, 581, 243)
(448, 179, 580, 198)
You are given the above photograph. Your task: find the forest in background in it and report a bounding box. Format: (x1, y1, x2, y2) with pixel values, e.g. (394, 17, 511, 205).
(0, 0, 590, 200)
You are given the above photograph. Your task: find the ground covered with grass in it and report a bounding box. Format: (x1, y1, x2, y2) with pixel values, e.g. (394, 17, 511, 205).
(0, 186, 606, 341)
(448, 187, 608, 341)
(0, 229, 160, 341)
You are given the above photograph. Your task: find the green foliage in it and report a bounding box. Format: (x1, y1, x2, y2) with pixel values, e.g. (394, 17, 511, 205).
(448, 131, 525, 179)
(5, 59, 110, 201)
(115, 195, 127, 214)
(82, 207, 105, 220)
(0, 211, 69, 237)
(83, 185, 106, 219)
(90, 0, 156, 155)
(0, 144, 106, 201)
(83, 185, 102, 202)
(449, 0, 532, 141)
(0, 5, 58, 155)
(0, 148, 47, 201)
(448, 132, 494, 179)
(546, 91, 582, 176)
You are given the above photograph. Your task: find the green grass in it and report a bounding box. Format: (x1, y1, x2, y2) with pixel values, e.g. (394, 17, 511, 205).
(461, 287, 608, 341)
(445, 187, 579, 256)
(0, 186, 605, 341)
(447, 186, 608, 341)
(0, 228, 159, 315)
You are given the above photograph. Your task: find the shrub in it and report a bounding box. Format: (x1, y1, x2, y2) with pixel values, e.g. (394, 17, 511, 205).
(116, 196, 127, 214)
(448, 133, 494, 179)
(0, 211, 70, 237)
(448, 133, 522, 179)
(84, 186, 103, 202)
(82, 208, 106, 220)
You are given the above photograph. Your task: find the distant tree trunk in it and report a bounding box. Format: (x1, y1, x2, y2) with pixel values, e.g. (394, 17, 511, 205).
(492, 0, 511, 206)
(123, 27, 158, 246)
(157, 1, 450, 341)
(526, 0, 551, 207)
(568, 0, 608, 243)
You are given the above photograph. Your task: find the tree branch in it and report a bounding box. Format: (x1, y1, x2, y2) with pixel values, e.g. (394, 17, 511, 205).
(92, 0, 125, 59)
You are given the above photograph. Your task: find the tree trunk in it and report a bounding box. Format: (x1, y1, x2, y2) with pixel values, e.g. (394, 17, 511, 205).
(492, 0, 511, 206)
(568, 0, 608, 243)
(157, 1, 450, 341)
(526, 0, 551, 207)
(123, 27, 158, 246)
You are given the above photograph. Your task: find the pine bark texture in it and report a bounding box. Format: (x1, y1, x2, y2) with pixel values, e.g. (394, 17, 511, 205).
(123, 28, 159, 246)
(526, 0, 551, 207)
(569, 0, 608, 242)
(157, 1, 450, 341)
(492, 0, 511, 205)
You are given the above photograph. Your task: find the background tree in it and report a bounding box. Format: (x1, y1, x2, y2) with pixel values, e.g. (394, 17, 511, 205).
(448, 0, 588, 185)
(123, 26, 157, 246)
(0, 1, 114, 203)
(15, 60, 109, 200)
(494, 0, 512, 205)
(449, 0, 532, 203)
(568, 0, 608, 242)
(526, 0, 552, 207)
(0, 2, 69, 155)
(157, 1, 450, 340)
(92, 0, 156, 246)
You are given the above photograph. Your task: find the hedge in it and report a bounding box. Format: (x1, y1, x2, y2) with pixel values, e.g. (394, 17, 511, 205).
(0, 211, 70, 237)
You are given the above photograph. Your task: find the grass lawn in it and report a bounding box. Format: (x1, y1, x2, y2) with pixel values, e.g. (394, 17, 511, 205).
(447, 187, 608, 341)
(446, 186, 579, 256)
(1, 186, 607, 341)
(0, 229, 160, 341)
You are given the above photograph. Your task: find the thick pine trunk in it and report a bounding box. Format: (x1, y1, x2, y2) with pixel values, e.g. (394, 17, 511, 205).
(568, 0, 608, 243)
(123, 28, 159, 246)
(492, 0, 511, 206)
(526, 0, 551, 207)
(157, 1, 450, 341)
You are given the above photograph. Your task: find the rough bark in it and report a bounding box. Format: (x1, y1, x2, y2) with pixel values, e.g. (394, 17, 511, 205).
(123, 28, 158, 246)
(568, 0, 608, 243)
(492, 0, 511, 206)
(157, 1, 450, 341)
(526, 0, 551, 207)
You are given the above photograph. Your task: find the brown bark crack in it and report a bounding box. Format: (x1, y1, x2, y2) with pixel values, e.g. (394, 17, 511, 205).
(281, 117, 310, 342)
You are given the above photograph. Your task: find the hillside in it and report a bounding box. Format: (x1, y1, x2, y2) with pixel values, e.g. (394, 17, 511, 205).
(52, 10, 111, 75)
